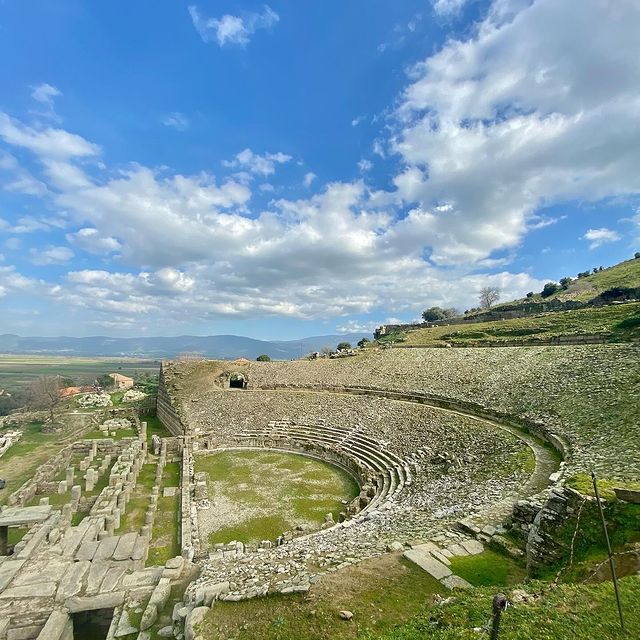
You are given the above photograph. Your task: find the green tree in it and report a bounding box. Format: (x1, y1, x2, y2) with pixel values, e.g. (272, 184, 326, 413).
(559, 277, 573, 289)
(422, 306, 457, 322)
(336, 342, 352, 351)
(97, 374, 113, 389)
(256, 354, 271, 362)
(357, 337, 370, 348)
(541, 282, 559, 298)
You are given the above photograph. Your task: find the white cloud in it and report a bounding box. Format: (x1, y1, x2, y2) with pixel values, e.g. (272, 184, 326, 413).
(30, 245, 74, 266)
(222, 148, 292, 177)
(303, 172, 316, 188)
(66, 228, 122, 254)
(162, 112, 190, 131)
(0, 113, 100, 158)
(358, 159, 373, 173)
(391, 0, 640, 265)
(432, 0, 470, 16)
(31, 83, 61, 107)
(188, 4, 279, 47)
(351, 116, 364, 127)
(582, 228, 621, 250)
(0, 151, 48, 196)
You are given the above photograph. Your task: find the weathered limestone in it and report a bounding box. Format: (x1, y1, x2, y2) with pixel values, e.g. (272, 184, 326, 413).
(140, 578, 171, 631)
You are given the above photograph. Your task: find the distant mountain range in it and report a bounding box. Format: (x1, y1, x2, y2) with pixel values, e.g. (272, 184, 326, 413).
(0, 332, 371, 360)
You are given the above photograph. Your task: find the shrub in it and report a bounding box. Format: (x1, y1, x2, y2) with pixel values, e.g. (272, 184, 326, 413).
(559, 277, 573, 289)
(541, 282, 560, 298)
(526, 291, 534, 298)
(336, 342, 352, 351)
(256, 354, 271, 362)
(357, 337, 370, 348)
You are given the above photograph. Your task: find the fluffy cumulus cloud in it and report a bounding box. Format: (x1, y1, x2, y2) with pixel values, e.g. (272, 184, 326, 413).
(582, 228, 621, 250)
(30, 245, 74, 266)
(188, 4, 279, 47)
(3, 0, 639, 331)
(391, 0, 640, 264)
(222, 148, 292, 177)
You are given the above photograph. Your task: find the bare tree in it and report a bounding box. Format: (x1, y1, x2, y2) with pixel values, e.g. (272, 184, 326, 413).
(30, 376, 62, 423)
(479, 286, 500, 309)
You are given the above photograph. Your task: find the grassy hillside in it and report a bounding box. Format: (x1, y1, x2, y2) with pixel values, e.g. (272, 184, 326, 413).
(372, 575, 639, 640)
(499, 256, 640, 307)
(401, 302, 640, 346)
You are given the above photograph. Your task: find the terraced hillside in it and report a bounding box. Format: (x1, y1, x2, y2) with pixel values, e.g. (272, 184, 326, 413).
(400, 302, 640, 346)
(168, 344, 638, 483)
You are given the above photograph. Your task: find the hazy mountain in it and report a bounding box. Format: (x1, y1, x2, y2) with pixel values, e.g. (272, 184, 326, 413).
(0, 332, 371, 360)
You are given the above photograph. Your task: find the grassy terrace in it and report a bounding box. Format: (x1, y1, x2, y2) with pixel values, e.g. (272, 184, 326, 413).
(147, 460, 181, 566)
(0, 422, 64, 505)
(201, 554, 446, 640)
(117, 461, 158, 534)
(400, 302, 640, 346)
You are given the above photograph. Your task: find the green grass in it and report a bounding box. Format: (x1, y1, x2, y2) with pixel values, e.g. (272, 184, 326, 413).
(0, 422, 63, 505)
(110, 391, 125, 405)
(403, 303, 640, 346)
(368, 576, 640, 639)
(200, 555, 446, 640)
(194, 450, 359, 546)
(146, 460, 181, 566)
(8, 526, 28, 546)
(566, 474, 640, 501)
(449, 550, 527, 587)
(145, 413, 172, 439)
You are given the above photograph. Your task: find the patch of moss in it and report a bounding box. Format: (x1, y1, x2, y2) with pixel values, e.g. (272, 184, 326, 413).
(449, 550, 527, 587)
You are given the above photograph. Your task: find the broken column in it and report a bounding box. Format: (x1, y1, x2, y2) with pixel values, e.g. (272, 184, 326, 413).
(86, 468, 96, 492)
(66, 466, 74, 486)
(58, 480, 68, 494)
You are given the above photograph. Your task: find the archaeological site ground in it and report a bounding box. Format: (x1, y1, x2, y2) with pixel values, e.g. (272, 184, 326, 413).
(0, 261, 639, 640)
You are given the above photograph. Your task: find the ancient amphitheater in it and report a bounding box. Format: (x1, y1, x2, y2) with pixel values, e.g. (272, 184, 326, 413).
(0, 343, 637, 638)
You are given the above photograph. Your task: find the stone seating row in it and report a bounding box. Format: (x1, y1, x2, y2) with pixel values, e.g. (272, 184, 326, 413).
(233, 421, 413, 512)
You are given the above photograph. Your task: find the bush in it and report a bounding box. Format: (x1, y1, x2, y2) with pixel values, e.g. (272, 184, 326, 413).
(541, 282, 560, 298)
(526, 291, 534, 298)
(559, 277, 573, 289)
(357, 337, 370, 348)
(635, 252, 640, 259)
(256, 354, 271, 362)
(422, 306, 457, 322)
(336, 342, 352, 351)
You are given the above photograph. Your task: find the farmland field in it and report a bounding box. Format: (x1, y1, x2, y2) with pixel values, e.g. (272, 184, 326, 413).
(0, 354, 160, 393)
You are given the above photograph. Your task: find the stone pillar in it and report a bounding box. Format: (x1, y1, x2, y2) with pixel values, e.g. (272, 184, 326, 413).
(91, 442, 98, 457)
(71, 484, 81, 503)
(105, 516, 115, 536)
(66, 466, 74, 486)
(112, 507, 121, 530)
(61, 503, 73, 528)
(58, 480, 67, 494)
(86, 469, 96, 492)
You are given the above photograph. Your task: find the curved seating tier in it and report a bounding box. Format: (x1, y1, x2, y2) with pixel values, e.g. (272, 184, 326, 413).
(230, 420, 413, 513)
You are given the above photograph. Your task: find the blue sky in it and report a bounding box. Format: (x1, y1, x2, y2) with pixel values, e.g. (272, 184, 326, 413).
(1, 0, 639, 339)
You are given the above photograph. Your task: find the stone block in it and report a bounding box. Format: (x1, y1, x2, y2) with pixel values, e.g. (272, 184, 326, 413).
(66, 591, 125, 613)
(403, 549, 452, 580)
